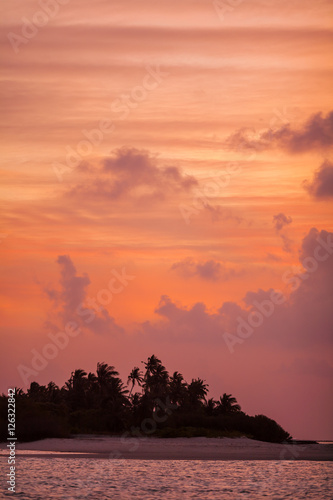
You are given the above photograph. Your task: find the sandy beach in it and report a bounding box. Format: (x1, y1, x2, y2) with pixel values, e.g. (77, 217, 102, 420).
(1, 436, 332, 461)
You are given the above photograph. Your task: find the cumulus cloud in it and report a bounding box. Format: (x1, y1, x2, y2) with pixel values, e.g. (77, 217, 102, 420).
(45, 255, 123, 335)
(273, 213, 293, 232)
(226, 111, 333, 154)
(170, 258, 239, 282)
(69, 147, 197, 202)
(303, 160, 333, 199)
(143, 228, 333, 351)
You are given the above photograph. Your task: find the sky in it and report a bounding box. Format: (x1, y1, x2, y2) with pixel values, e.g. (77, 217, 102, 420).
(0, 0, 332, 440)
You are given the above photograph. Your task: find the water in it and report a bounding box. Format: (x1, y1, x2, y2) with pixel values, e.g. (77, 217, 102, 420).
(1, 458, 332, 499)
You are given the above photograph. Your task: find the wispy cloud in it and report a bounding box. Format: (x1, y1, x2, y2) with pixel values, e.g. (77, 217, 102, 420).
(273, 213, 293, 253)
(171, 258, 240, 282)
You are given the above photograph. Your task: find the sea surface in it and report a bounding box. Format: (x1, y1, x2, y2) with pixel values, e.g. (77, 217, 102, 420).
(1, 458, 332, 499)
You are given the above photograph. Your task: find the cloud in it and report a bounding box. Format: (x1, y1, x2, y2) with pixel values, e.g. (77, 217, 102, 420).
(170, 258, 239, 282)
(142, 228, 333, 350)
(226, 111, 333, 154)
(279, 234, 293, 253)
(45, 255, 123, 335)
(266, 253, 283, 262)
(273, 213, 293, 253)
(303, 160, 333, 199)
(203, 204, 244, 224)
(69, 147, 197, 202)
(273, 213, 293, 232)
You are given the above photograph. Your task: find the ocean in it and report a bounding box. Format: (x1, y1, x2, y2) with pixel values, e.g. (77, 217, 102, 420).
(1, 457, 332, 499)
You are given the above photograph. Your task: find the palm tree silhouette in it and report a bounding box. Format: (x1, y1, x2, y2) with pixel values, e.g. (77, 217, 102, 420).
(217, 393, 241, 414)
(187, 378, 209, 409)
(96, 362, 119, 386)
(6, 355, 293, 443)
(142, 355, 161, 392)
(127, 367, 143, 396)
(63, 369, 88, 410)
(96, 362, 121, 404)
(169, 371, 187, 405)
(142, 355, 162, 377)
(204, 397, 217, 416)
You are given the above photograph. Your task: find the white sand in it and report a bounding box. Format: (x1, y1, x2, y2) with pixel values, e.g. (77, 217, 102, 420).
(1, 436, 332, 460)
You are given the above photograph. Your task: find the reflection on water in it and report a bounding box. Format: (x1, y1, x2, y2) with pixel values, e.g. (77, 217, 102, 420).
(0, 458, 332, 499)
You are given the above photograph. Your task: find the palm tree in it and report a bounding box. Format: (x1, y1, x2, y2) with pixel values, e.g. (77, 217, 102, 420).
(96, 362, 119, 393)
(46, 381, 60, 403)
(127, 367, 143, 396)
(169, 371, 187, 406)
(150, 364, 169, 396)
(87, 371, 98, 387)
(204, 397, 217, 416)
(63, 369, 88, 410)
(217, 393, 241, 414)
(187, 378, 209, 409)
(27, 382, 47, 402)
(72, 369, 88, 390)
(86, 372, 98, 407)
(65, 369, 87, 391)
(142, 355, 162, 378)
(142, 355, 162, 395)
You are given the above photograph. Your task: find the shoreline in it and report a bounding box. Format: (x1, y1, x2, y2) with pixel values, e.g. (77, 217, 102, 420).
(1, 436, 332, 461)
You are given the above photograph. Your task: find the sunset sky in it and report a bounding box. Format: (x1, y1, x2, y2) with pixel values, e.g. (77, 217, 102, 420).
(1, 0, 332, 440)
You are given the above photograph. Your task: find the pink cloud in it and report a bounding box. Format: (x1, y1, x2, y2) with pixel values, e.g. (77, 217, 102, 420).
(45, 255, 123, 336)
(171, 258, 241, 282)
(226, 111, 333, 154)
(304, 160, 333, 199)
(141, 228, 333, 352)
(68, 147, 197, 202)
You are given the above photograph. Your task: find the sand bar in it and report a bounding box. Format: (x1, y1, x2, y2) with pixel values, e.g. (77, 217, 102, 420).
(1, 436, 332, 461)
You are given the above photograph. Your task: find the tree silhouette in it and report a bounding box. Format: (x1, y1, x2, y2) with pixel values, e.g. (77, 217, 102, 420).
(96, 362, 118, 387)
(187, 378, 209, 410)
(64, 369, 88, 410)
(142, 355, 169, 398)
(204, 397, 217, 416)
(0, 354, 292, 443)
(127, 367, 143, 396)
(169, 371, 187, 406)
(217, 393, 241, 414)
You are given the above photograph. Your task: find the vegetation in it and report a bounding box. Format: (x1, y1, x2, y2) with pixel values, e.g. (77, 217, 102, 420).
(0, 355, 292, 443)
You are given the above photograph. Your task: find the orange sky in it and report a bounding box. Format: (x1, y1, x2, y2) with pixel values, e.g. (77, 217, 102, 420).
(0, 0, 333, 439)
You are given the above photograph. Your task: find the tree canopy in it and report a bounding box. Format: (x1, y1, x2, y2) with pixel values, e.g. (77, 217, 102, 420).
(0, 355, 292, 444)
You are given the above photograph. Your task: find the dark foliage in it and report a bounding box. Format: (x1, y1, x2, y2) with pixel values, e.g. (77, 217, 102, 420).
(0, 355, 292, 443)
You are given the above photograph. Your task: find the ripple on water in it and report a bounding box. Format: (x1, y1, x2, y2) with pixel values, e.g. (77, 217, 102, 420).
(0, 458, 332, 499)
